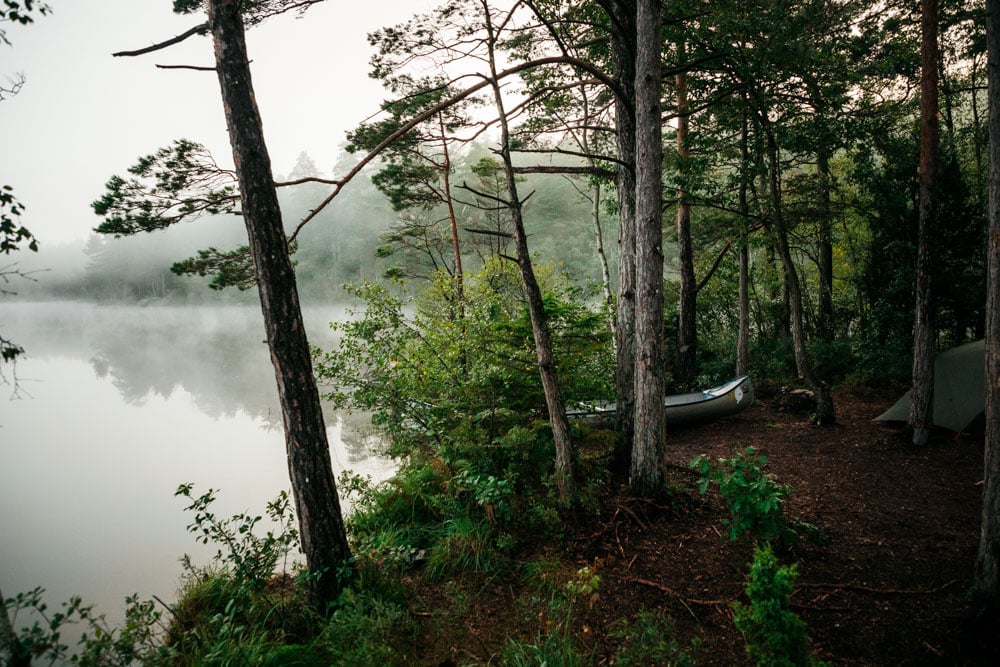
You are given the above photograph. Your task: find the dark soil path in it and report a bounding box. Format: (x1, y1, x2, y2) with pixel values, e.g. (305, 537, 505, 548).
(412, 390, 1000, 665)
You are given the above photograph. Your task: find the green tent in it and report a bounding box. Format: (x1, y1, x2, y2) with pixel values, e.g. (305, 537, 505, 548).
(875, 340, 985, 433)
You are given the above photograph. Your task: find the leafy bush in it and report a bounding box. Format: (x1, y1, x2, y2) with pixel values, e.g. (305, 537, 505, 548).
(733, 545, 826, 667)
(1, 587, 174, 666)
(174, 483, 299, 591)
(316, 259, 612, 453)
(317, 261, 614, 576)
(691, 447, 791, 543)
(160, 486, 326, 662)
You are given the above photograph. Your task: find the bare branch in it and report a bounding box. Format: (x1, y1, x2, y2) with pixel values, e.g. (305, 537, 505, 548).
(155, 64, 217, 72)
(464, 227, 514, 239)
(0, 72, 25, 101)
(512, 165, 616, 179)
(112, 23, 208, 58)
(289, 54, 618, 241)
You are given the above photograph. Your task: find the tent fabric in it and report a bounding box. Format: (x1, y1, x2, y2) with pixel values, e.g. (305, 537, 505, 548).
(875, 340, 985, 433)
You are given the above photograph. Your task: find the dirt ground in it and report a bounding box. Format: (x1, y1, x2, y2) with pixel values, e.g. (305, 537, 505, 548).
(412, 388, 1000, 665)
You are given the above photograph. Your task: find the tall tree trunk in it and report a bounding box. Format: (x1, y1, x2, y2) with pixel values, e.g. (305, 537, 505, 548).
(483, 3, 575, 504)
(579, 88, 616, 349)
(603, 0, 638, 474)
(973, 57, 986, 209)
(674, 38, 698, 389)
(440, 113, 464, 287)
(631, 0, 665, 495)
(910, 0, 939, 445)
(207, 0, 350, 609)
(592, 179, 616, 344)
(974, 0, 1000, 614)
(737, 108, 752, 377)
(765, 128, 835, 425)
(817, 150, 835, 341)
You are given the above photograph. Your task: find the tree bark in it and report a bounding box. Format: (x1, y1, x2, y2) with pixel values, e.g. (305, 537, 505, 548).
(603, 0, 638, 474)
(910, 0, 939, 445)
(765, 127, 835, 425)
(674, 38, 698, 389)
(631, 0, 665, 496)
(592, 179, 616, 343)
(737, 107, 751, 377)
(207, 0, 351, 609)
(439, 113, 464, 286)
(974, 0, 1000, 614)
(817, 150, 835, 341)
(483, 2, 575, 504)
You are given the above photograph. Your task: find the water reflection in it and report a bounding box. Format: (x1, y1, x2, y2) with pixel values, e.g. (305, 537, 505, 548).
(0, 301, 393, 632)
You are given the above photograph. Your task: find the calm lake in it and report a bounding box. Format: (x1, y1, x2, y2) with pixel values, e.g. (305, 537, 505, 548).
(0, 301, 393, 630)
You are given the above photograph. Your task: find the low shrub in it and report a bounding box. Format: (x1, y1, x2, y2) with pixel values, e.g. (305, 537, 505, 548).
(692, 447, 825, 546)
(691, 447, 791, 543)
(733, 544, 827, 667)
(610, 609, 700, 667)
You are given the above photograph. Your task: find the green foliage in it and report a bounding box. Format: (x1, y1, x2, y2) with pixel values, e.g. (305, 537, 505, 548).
(1, 486, 410, 665)
(316, 260, 612, 576)
(610, 609, 700, 667)
(316, 587, 412, 666)
(423, 516, 510, 580)
(0, 0, 49, 45)
(1, 185, 37, 254)
(172, 0, 320, 25)
(172, 0, 202, 13)
(692, 447, 792, 544)
(317, 257, 611, 461)
(499, 567, 601, 667)
(175, 483, 300, 591)
(807, 337, 856, 388)
(159, 485, 323, 662)
(92, 140, 238, 237)
(1, 336, 24, 362)
(2, 587, 174, 666)
(171, 245, 257, 291)
(733, 545, 826, 667)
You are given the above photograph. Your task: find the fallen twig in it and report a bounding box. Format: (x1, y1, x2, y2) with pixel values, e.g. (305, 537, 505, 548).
(796, 579, 959, 596)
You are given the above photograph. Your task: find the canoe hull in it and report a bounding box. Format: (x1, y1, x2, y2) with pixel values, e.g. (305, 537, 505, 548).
(569, 376, 755, 426)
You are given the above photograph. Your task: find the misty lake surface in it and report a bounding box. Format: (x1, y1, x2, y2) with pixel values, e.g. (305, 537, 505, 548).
(0, 301, 393, 629)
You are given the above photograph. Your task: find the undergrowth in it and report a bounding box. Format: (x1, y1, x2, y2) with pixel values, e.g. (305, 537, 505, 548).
(733, 545, 828, 667)
(691, 446, 824, 545)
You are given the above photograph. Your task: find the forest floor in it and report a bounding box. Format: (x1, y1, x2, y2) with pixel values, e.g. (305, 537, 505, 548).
(406, 387, 1000, 665)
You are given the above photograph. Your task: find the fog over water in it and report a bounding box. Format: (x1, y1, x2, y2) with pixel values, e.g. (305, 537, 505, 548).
(0, 301, 392, 628)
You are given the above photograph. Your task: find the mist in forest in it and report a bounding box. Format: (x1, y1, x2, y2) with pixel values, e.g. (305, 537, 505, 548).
(6, 147, 611, 308)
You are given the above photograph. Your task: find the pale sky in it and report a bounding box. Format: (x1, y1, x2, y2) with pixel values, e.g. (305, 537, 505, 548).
(1, 0, 438, 245)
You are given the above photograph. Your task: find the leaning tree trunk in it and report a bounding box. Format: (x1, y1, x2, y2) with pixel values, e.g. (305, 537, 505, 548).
(674, 38, 698, 390)
(974, 0, 1000, 614)
(631, 0, 666, 496)
(439, 113, 464, 287)
(910, 0, 939, 446)
(484, 12, 575, 504)
(207, 0, 350, 609)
